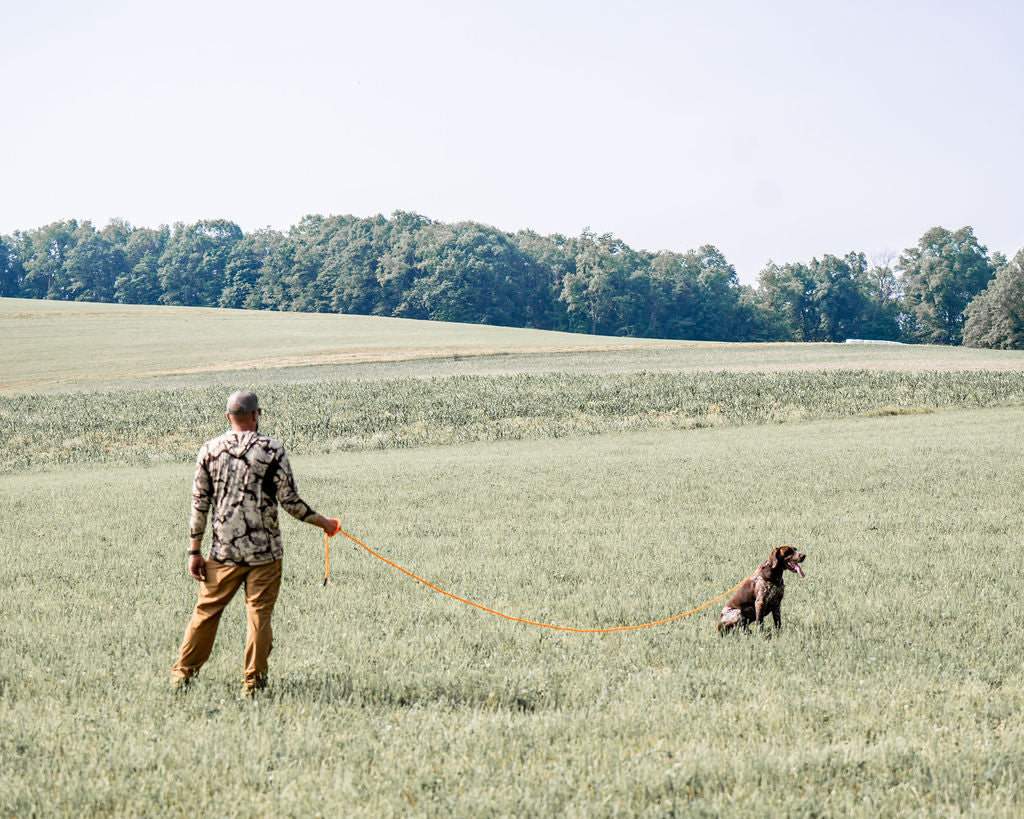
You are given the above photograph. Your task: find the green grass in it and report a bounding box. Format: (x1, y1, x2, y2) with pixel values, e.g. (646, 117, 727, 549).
(3, 299, 1024, 815)
(2, 409, 1023, 816)
(0, 297, 679, 393)
(4, 296, 1024, 395)
(4, 369, 1024, 472)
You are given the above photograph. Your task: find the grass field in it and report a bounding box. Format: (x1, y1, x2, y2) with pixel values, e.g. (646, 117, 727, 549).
(3, 297, 1023, 394)
(2, 299, 1023, 816)
(0, 298, 680, 393)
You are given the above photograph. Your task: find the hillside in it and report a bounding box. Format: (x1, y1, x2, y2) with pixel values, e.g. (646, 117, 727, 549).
(3, 297, 1024, 395)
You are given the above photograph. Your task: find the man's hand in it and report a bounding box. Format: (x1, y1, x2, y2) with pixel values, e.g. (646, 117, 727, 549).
(313, 515, 341, 537)
(189, 552, 206, 581)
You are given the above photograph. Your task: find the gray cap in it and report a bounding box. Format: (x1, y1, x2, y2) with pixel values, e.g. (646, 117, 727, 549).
(226, 390, 261, 414)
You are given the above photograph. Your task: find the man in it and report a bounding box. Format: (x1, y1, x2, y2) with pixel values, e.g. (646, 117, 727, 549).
(172, 390, 339, 695)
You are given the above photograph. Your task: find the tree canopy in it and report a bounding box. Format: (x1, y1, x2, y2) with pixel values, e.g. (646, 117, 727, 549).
(1, 214, 1017, 346)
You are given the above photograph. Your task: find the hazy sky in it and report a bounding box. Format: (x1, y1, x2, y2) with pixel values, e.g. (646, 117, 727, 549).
(2, 0, 1021, 284)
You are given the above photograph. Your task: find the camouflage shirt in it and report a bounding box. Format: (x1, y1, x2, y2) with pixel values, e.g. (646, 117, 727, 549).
(190, 430, 318, 565)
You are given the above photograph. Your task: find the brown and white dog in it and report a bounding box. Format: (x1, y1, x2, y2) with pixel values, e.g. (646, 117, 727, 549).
(717, 546, 806, 634)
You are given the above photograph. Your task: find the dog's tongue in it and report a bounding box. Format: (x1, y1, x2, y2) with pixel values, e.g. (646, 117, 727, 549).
(789, 562, 805, 578)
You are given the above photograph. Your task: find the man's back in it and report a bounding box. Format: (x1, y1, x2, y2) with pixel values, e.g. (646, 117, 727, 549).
(190, 430, 315, 566)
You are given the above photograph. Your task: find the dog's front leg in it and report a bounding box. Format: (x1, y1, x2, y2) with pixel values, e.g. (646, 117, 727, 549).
(771, 608, 782, 630)
(754, 592, 765, 628)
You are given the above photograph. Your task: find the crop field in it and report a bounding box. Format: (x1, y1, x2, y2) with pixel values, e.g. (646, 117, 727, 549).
(2, 299, 1024, 816)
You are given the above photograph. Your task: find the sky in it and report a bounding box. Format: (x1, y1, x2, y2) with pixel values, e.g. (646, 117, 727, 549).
(2, 0, 1022, 284)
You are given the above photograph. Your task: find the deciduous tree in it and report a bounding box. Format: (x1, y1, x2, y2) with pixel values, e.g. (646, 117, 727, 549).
(0, 235, 15, 296)
(962, 249, 1024, 348)
(64, 221, 117, 302)
(898, 226, 995, 344)
(20, 220, 79, 299)
(115, 226, 169, 304)
(757, 261, 819, 340)
(158, 220, 243, 306)
(560, 230, 643, 335)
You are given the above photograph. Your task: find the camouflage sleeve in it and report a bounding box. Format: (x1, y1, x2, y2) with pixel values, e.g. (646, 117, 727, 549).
(274, 449, 318, 523)
(189, 446, 213, 540)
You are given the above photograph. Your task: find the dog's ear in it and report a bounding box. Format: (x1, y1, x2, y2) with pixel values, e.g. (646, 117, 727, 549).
(769, 547, 781, 569)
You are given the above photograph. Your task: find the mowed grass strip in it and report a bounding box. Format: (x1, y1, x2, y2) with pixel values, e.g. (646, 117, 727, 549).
(3, 369, 1024, 471)
(1, 409, 1022, 816)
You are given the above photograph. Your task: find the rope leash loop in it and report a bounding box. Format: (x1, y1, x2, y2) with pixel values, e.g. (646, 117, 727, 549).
(324, 525, 751, 633)
(323, 518, 341, 586)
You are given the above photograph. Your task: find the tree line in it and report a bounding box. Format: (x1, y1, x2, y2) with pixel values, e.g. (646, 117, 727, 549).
(2, 213, 1022, 347)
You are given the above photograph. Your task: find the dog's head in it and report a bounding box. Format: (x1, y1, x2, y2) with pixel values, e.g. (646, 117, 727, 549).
(768, 545, 806, 578)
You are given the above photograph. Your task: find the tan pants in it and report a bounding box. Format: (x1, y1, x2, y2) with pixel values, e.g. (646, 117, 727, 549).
(173, 558, 282, 687)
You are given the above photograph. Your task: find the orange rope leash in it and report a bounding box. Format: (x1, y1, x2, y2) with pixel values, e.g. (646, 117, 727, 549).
(323, 520, 749, 632)
(322, 532, 330, 586)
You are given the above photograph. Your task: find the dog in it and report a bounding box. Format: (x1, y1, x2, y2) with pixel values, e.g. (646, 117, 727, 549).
(717, 545, 806, 634)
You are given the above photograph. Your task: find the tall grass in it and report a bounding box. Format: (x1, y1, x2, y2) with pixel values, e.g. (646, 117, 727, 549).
(4, 300, 1024, 813)
(4, 369, 1024, 472)
(2, 409, 1023, 815)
